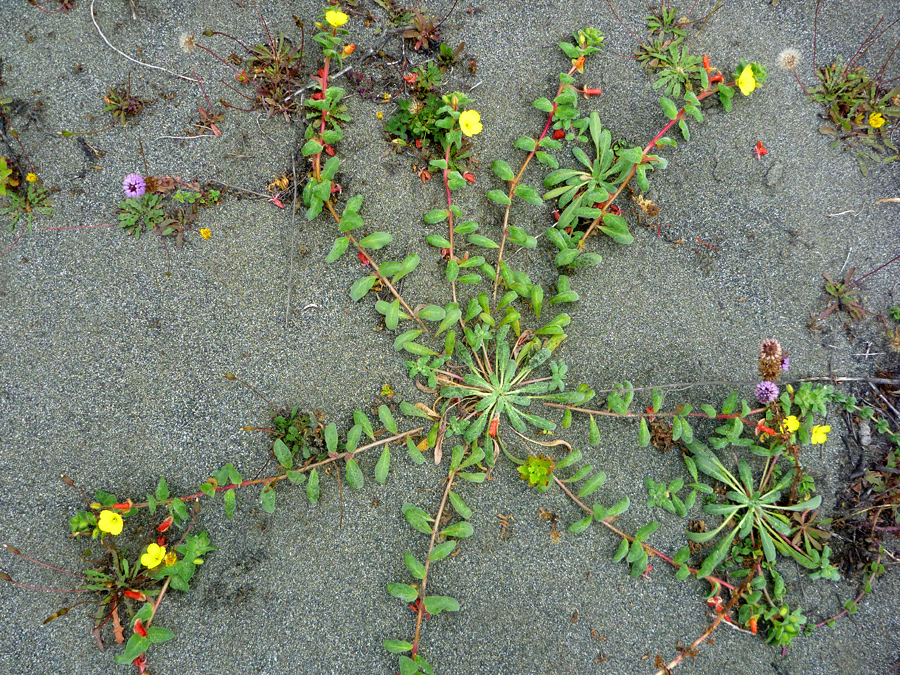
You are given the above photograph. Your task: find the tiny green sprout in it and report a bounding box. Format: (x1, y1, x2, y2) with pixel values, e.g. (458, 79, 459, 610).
(518, 454, 555, 488)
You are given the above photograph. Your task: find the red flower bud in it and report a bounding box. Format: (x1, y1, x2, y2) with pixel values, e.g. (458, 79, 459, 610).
(134, 618, 148, 638)
(358, 251, 370, 267)
(702, 55, 712, 74)
(157, 535, 166, 547)
(311, 92, 324, 100)
(488, 418, 499, 438)
(414, 139, 422, 150)
(583, 87, 602, 98)
(124, 590, 147, 601)
(324, 144, 335, 156)
(112, 501, 133, 511)
(157, 516, 173, 533)
(552, 129, 566, 140)
(462, 172, 475, 184)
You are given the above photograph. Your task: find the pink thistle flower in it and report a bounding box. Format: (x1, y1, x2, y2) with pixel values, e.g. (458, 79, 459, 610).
(122, 174, 146, 198)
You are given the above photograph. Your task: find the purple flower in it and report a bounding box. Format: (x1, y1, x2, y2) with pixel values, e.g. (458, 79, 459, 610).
(122, 173, 146, 198)
(755, 381, 779, 405)
(780, 354, 790, 371)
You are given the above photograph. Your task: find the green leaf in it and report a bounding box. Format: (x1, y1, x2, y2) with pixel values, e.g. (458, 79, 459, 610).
(417, 305, 446, 322)
(607, 496, 630, 517)
(404, 551, 425, 580)
(394, 329, 423, 351)
(374, 446, 390, 484)
(491, 160, 515, 181)
(273, 439, 293, 470)
(423, 595, 460, 614)
(406, 436, 426, 465)
(344, 458, 364, 489)
(467, 234, 498, 248)
(577, 473, 607, 498)
(639, 418, 650, 447)
(306, 469, 319, 504)
(378, 405, 398, 434)
(114, 635, 150, 664)
(349, 275, 378, 301)
(358, 232, 392, 250)
(224, 488, 236, 519)
(260, 487, 276, 514)
(424, 209, 449, 224)
(429, 540, 457, 561)
(589, 415, 600, 445)
(354, 410, 375, 440)
(326, 236, 350, 262)
(532, 97, 554, 113)
(156, 477, 169, 502)
(402, 502, 433, 534)
(388, 583, 419, 603)
(449, 491, 472, 519)
(679, 119, 690, 141)
(383, 639, 415, 654)
(325, 423, 338, 453)
(486, 189, 512, 206)
(442, 522, 474, 539)
(514, 184, 542, 205)
(301, 138, 324, 156)
(146, 626, 174, 643)
(535, 151, 559, 168)
(556, 448, 582, 470)
(613, 538, 629, 562)
(568, 515, 593, 533)
(514, 136, 537, 152)
(659, 97, 679, 120)
(634, 521, 659, 542)
(599, 213, 634, 245)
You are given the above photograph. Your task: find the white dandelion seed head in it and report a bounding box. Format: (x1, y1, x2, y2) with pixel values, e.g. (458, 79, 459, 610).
(179, 32, 196, 54)
(777, 48, 802, 71)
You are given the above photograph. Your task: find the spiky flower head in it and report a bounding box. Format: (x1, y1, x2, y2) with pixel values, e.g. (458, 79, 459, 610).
(777, 48, 802, 71)
(755, 381, 779, 405)
(122, 173, 146, 199)
(758, 339, 784, 381)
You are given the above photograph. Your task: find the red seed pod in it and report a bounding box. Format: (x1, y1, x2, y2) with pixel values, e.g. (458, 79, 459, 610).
(552, 129, 566, 140)
(134, 618, 148, 638)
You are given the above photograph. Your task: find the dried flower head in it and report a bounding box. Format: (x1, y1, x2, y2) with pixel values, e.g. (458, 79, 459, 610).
(122, 173, 146, 199)
(755, 381, 779, 405)
(777, 48, 802, 71)
(179, 32, 196, 54)
(758, 339, 783, 381)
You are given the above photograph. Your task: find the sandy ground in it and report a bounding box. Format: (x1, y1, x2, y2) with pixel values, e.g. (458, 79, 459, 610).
(0, 0, 899, 673)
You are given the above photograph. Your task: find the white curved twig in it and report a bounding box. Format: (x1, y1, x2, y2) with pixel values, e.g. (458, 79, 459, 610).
(90, 0, 198, 83)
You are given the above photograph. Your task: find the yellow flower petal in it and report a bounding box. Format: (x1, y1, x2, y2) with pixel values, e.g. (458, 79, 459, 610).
(164, 551, 178, 567)
(737, 65, 757, 96)
(25, 173, 37, 183)
(868, 112, 886, 129)
(200, 228, 211, 240)
(810, 425, 831, 445)
(141, 543, 167, 568)
(459, 109, 482, 137)
(325, 10, 348, 28)
(780, 416, 800, 434)
(97, 510, 123, 536)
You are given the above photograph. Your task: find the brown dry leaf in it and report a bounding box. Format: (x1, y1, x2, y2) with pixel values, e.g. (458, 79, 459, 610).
(112, 604, 125, 644)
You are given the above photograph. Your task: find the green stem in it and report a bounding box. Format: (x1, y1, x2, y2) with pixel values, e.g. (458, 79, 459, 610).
(579, 82, 734, 245)
(412, 470, 457, 655)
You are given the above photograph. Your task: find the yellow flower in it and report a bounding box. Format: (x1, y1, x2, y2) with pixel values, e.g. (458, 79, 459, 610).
(868, 112, 886, 129)
(97, 510, 123, 536)
(459, 110, 482, 137)
(325, 10, 348, 28)
(780, 416, 800, 434)
(141, 543, 167, 568)
(25, 173, 37, 183)
(737, 65, 757, 96)
(164, 551, 178, 567)
(200, 228, 211, 240)
(810, 425, 831, 445)
(376, 111, 383, 120)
